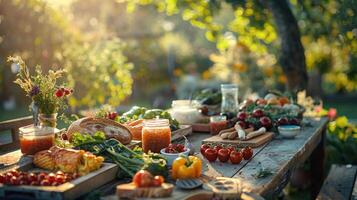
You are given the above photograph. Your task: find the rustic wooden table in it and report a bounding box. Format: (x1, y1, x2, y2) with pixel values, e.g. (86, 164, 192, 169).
(0, 117, 328, 200)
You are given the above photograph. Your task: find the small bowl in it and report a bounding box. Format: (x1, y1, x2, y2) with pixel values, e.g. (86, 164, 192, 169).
(160, 148, 190, 166)
(278, 125, 301, 138)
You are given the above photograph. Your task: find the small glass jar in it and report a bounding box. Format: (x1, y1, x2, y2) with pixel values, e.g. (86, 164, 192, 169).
(221, 84, 239, 114)
(170, 100, 201, 125)
(142, 119, 171, 153)
(210, 115, 227, 135)
(19, 125, 58, 155)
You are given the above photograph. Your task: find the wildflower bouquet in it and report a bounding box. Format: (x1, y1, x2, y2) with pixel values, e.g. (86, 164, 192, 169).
(8, 56, 72, 117)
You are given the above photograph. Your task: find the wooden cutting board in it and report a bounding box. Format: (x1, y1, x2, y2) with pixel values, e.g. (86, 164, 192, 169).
(116, 183, 174, 198)
(202, 132, 274, 148)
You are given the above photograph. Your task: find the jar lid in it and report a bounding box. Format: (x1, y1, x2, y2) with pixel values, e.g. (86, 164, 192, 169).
(221, 84, 238, 89)
(19, 125, 60, 136)
(143, 119, 170, 127)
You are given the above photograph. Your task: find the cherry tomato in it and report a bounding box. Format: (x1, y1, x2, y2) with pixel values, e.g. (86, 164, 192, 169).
(47, 173, 56, 183)
(10, 176, 19, 185)
(226, 146, 236, 154)
(56, 171, 65, 176)
(200, 144, 210, 156)
(217, 148, 230, 163)
(52, 182, 60, 186)
(5, 172, 13, 183)
(37, 173, 47, 181)
(229, 151, 242, 164)
(55, 175, 65, 184)
(40, 179, 51, 186)
(18, 175, 28, 185)
(241, 147, 253, 160)
(214, 145, 223, 152)
(132, 170, 154, 187)
(0, 174, 5, 184)
(64, 175, 72, 182)
(28, 173, 37, 182)
(152, 176, 164, 187)
(9, 169, 19, 177)
(204, 148, 218, 162)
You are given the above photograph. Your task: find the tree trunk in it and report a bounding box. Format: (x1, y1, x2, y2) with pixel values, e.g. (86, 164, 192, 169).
(265, 0, 308, 92)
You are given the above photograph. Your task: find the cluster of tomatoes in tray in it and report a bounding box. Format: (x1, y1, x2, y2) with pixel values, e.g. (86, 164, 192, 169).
(200, 144, 253, 164)
(0, 169, 80, 186)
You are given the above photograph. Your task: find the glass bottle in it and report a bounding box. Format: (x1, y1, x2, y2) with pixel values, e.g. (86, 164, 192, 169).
(221, 84, 239, 114)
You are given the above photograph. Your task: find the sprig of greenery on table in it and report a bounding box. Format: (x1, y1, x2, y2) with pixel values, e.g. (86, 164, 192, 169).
(71, 132, 168, 178)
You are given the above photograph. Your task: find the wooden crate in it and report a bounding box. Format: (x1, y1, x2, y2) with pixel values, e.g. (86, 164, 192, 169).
(0, 161, 118, 200)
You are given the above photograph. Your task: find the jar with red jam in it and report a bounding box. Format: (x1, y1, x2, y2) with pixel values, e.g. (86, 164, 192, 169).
(210, 115, 227, 135)
(19, 125, 58, 155)
(142, 119, 171, 153)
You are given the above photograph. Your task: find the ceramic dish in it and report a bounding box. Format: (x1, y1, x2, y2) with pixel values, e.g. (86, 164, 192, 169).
(278, 125, 301, 138)
(160, 148, 190, 166)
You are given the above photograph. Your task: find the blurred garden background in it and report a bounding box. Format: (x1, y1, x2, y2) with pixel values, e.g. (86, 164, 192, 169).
(0, 0, 356, 198)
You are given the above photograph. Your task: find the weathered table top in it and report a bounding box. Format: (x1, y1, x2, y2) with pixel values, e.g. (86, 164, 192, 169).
(0, 117, 329, 200)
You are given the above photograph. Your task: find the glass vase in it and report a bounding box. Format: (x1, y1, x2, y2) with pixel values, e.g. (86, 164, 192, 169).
(38, 113, 58, 128)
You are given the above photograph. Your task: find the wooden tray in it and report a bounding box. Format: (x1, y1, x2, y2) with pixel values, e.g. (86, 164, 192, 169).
(202, 132, 274, 148)
(0, 160, 118, 200)
(117, 182, 174, 198)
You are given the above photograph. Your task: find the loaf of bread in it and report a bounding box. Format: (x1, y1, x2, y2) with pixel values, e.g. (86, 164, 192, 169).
(66, 117, 132, 145)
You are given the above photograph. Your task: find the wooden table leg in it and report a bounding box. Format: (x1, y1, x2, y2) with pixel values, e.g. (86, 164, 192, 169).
(310, 128, 326, 199)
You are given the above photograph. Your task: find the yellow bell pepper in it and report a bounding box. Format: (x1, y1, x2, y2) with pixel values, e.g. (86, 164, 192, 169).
(172, 155, 202, 180)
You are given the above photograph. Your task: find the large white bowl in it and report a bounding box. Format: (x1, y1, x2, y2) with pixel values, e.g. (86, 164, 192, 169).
(160, 148, 190, 166)
(278, 125, 301, 138)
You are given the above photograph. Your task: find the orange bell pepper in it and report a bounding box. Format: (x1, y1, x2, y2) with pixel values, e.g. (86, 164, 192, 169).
(172, 155, 202, 180)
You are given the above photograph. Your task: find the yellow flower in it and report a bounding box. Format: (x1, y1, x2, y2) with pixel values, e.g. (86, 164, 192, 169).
(336, 116, 349, 128)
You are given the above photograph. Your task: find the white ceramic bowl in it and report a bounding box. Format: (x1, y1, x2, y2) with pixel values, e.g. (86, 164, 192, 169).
(160, 148, 190, 166)
(278, 125, 301, 138)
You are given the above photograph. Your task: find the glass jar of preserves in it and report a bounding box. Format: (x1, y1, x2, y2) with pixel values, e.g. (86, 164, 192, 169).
(221, 84, 239, 114)
(210, 115, 227, 135)
(19, 125, 58, 155)
(142, 119, 171, 153)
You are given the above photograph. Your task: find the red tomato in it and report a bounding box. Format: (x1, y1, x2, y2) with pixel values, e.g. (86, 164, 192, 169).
(226, 146, 236, 154)
(37, 173, 47, 181)
(229, 151, 242, 164)
(47, 173, 56, 183)
(55, 175, 65, 184)
(18, 175, 28, 185)
(152, 176, 164, 187)
(204, 148, 218, 162)
(5, 172, 13, 183)
(214, 145, 223, 152)
(28, 173, 37, 182)
(241, 147, 253, 160)
(0, 174, 5, 184)
(40, 179, 51, 186)
(52, 182, 60, 186)
(10, 176, 19, 185)
(200, 144, 210, 156)
(217, 148, 230, 163)
(72, 173, 80, 179)
(56, 171, 65, 176)
(9, 169, 19, 177)
(132, 170, 154, 187)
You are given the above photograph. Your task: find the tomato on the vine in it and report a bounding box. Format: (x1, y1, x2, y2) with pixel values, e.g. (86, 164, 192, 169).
(200, 144, 210, 156)
(217, 149, 230, 163)
(204, 148, 218, 162)
(229, 151, 242, 164)
(214, 145, 223, 152)
(241, 147, 253, 160)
